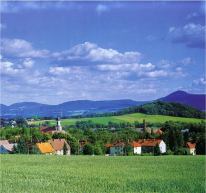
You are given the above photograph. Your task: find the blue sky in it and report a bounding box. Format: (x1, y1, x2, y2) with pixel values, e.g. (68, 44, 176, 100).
(0, 1, 205, 105)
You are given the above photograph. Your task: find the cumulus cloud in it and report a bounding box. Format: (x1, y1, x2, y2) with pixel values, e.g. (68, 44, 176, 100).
(0, 60, 21, 75)
(49, 66, 83, 76)
(193, 77, 206, 86)
(97, 62, 155, 72)
(1, 38, 50, 58)
(169, 23, 206, 49)
(23, 58, 34, 68)
(143, 70, 168, 78)
(61, 42, 142, 64)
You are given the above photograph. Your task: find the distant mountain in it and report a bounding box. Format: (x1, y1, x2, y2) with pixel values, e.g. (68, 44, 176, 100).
(160, 90, 206, 111)
(0, 100, 147, 118)
(0, 90, 205, 118)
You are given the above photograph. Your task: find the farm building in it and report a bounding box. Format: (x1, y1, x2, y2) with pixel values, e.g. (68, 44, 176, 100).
(48, 139, 71, 155)
(0, 140, 14, 154)
(186, 142, 196, 155)
(107, 142, 125, 156)
(131, 139, 166, 154)
(36, 142, 54, 155)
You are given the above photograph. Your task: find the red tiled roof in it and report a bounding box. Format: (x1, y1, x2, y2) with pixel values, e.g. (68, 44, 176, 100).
(186, 142, 196, 149)
(48, 139, 70, 151)
(131, 139, 162, 147)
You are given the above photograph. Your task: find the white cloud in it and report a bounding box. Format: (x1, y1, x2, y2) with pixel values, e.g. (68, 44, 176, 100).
(0, 60, 23, 75)
(143, 70, 168, 78)
(63, 42, 142, 64)
(1, 38, 50, 58)
(97, 62, 155, 72)
(49, 66, 82, 76)
(193, 77, 206, 86)
(23, 58, 34, 68)
(180, 57, 193, 65)
(169, 23, 206, 49)
(96, 4, 109, 14)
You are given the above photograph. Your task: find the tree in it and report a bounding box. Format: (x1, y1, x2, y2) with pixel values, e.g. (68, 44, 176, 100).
(196, 135, 206, 155)
(124, 145, 133, 156)
(83, 144, 94, 155)
(154, 144, 161, 156)
(94, 144, 103, 155)
(15, 138, 28, 154)
(63, 143, 67, 155)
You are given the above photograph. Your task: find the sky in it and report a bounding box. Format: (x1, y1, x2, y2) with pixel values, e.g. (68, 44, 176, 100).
(0, 1, 205, 105)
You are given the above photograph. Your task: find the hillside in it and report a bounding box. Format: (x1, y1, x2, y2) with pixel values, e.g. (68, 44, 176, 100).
(118, 101, 205, 119)
(160, 90, 205, 111)
(32, 112, 204, 127)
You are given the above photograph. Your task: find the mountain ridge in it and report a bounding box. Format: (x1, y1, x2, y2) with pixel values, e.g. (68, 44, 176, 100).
(0, 90, 205, 118)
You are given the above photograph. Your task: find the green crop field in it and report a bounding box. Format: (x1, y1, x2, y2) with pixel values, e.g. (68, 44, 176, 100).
(32, 113, 204, 127)
(1, 155, 205, 193)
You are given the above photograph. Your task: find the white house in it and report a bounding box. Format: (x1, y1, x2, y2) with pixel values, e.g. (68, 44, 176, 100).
(186, 142, 196, 155)
(131, 139, 166, 154)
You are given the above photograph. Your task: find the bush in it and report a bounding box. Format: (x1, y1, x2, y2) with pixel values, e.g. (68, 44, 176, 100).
(94, 144, 103, 155)
(174, 148, 190, 155)
(83, 144, 94, 155)
(165, 150, 174, 155)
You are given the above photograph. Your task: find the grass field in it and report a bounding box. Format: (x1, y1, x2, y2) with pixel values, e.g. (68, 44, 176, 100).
(1, 155, 205, 193)
(32, 113, 204, 127)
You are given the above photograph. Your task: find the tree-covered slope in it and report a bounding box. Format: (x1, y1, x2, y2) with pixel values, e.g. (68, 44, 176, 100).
(118, 101, 205, 119)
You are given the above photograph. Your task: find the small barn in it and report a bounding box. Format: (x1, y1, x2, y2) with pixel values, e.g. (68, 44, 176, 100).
(48, 139, 71, 155)
(0, 140, 14, 154)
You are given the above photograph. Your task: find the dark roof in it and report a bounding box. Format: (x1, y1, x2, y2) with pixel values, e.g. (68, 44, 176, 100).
(40, 126, 56, 133)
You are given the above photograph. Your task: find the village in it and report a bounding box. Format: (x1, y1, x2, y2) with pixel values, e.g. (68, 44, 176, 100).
(0, 117, 197, 156)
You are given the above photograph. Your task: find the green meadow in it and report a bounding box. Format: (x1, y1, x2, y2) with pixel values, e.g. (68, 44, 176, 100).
(32, 113, 204, 126)
(1, 155, 205, 193)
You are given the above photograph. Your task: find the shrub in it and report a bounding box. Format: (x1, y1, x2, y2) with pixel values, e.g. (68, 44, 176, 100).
(174, 148, 190, 155)
(83, 144, 94, 155)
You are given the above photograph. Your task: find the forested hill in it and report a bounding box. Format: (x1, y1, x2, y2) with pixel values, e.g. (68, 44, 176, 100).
(117, 101, 205, 119)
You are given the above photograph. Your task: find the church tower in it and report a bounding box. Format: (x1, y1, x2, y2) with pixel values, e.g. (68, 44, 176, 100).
(56, 117, 62, 131)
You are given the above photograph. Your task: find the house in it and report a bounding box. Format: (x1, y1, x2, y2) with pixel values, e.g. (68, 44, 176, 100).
(36, 142, 54, 155)
(48, 139, 71, 155)
(0, 140, 14, 154)
(108, 142, 125, 156)
(186, 142, 196, 155)
(131, 139, 166, 154)
(40, 117, 66, 134)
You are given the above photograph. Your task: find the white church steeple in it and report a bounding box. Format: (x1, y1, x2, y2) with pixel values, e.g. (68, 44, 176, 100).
(56, 117, 62, 131)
